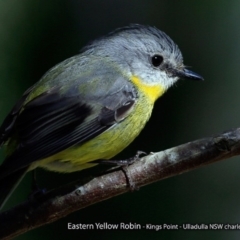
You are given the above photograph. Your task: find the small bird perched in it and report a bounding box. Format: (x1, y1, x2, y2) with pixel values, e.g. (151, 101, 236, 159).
(0, 24, 203, 209)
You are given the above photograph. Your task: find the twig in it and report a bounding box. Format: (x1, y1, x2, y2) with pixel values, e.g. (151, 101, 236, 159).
(1, 128, 240, 239)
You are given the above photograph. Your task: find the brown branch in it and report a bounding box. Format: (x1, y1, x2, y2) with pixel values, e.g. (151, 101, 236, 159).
(1, 128, 240, 239)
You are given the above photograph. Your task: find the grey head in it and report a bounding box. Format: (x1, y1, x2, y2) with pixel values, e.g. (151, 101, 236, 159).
(81, 24, 203, 90)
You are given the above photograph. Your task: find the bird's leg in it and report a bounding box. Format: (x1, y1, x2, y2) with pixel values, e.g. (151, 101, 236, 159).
(94, 151, 146, 166)
(93, 151, 146, 191)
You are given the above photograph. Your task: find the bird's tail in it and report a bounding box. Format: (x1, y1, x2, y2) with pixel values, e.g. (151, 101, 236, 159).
(0, 167, 27, 210)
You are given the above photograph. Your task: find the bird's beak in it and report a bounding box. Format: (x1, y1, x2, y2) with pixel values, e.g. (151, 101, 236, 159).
(176, 68, 204, 81)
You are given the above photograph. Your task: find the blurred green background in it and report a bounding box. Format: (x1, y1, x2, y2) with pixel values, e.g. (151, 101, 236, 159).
(1, 0, 240, 239)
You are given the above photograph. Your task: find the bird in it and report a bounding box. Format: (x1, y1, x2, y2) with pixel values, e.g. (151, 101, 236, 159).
(0, 24, 203, 209)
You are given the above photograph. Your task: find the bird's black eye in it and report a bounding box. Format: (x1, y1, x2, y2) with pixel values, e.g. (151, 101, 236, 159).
(151, 55, 164, 67)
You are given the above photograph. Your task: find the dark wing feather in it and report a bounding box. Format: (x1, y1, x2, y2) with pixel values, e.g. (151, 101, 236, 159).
(0, 91, 109, 178)
(0, 87, 136, 178)
(16, 91, 92, 143)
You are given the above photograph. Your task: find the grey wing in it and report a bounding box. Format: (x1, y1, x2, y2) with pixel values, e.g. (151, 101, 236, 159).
(0, 76, 137, 178)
